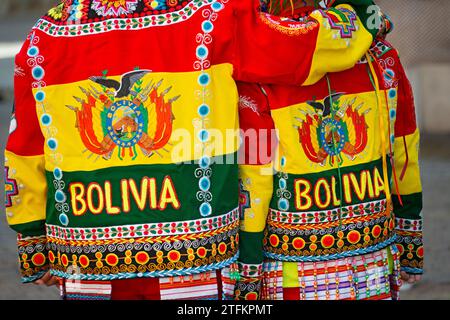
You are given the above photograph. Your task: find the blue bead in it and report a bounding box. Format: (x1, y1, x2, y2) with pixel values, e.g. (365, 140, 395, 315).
(41, 114, 52, 126)
(27, 46, 39, 57)
(202, 21, 214, 33)
(47, 138, 58, 150)
(200, 202, 212, 217)
(211, 2, 224, 12)
(198, 104, 210, 117)
(196, 45, 209, 59)
(32, 66, 44, 80)
(389, 89, 397, 99)
(53, 167, 63, 180)
(198, 129, 209, 142)
(199, 156, 211, 169)
(35, 91, 45, 102)
(279, 178, 286, 189)
(278, 198, 289, 211)
(390, 109, 396, 119)
(198, 73, 210, 86)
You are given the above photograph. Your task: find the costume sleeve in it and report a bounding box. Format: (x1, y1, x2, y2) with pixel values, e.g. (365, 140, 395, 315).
(235, 82, 276, 300)
(392, 54, 423, 275)
(233, 1, 374, 86)
(4, 33, 49, 283)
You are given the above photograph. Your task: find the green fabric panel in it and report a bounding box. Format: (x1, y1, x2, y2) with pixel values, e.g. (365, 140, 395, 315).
(334, 0, 378, 38)
(239, 231, 265, 265)
(9, 220, 46, 237)
(271, 158, 392, 211)
(392, 192, 423, 219)
(46, 153, 238, 228)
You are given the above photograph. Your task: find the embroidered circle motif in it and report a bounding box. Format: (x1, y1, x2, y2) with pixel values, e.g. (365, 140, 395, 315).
(198, 129, 209, 142)
(35, 91, 46, 102)
(196, 45, 209, 59)
(53, 167, 63, 180)
(199, 177, 211, 192)
(199, 156, 211, 169)
(27, 46, 39, 57)
(41, 114, 52, 126)
(198, 73, 210, 86)
(32, 66, 45, 80)
(278, 198, 289, 211)
(198, 104, 210, 117)
(47, 138, 58, 150)
(59, 213, 69, 226)
(55, 190, 67, 203)
(200, 202, 212, 217)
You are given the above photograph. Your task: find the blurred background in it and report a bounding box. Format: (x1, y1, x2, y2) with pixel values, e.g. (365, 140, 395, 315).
(0, 0, 449, 300)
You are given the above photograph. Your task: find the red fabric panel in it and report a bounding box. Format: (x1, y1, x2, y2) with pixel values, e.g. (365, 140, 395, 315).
(393, 51, 418, 137)
(265, 62, 377, 111)
(111, 277, 161, 300)
(233, 0, 318, 85)
(283, 287, 301, 300)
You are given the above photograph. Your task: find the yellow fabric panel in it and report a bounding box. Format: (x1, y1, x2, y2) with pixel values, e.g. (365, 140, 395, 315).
(283, 262, 300, 288)
(271, 91, 390, 174)
(239, 163, 274, 233)
(393, 128, 422, 195)
(4, 151, 47, 226)
(34, 63, 239, 172)
(303, 4, 373, 86)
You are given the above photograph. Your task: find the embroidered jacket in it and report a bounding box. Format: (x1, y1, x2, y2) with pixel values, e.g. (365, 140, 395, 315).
(4, 0, 374, 284)
(236, 39, 423, 299)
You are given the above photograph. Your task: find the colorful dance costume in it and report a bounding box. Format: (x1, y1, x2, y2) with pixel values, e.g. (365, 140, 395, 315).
(236, 21, 423, 300)
(4, 0, 375, 299)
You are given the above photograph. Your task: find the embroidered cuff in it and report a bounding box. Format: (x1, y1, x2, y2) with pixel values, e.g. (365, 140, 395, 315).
(395, 218, 423, 274)
(17, 234, 49, 283)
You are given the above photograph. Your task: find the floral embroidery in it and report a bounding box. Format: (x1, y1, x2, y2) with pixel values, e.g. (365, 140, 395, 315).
(46, 208, 238, 240)
(270, 199, 388, 224)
